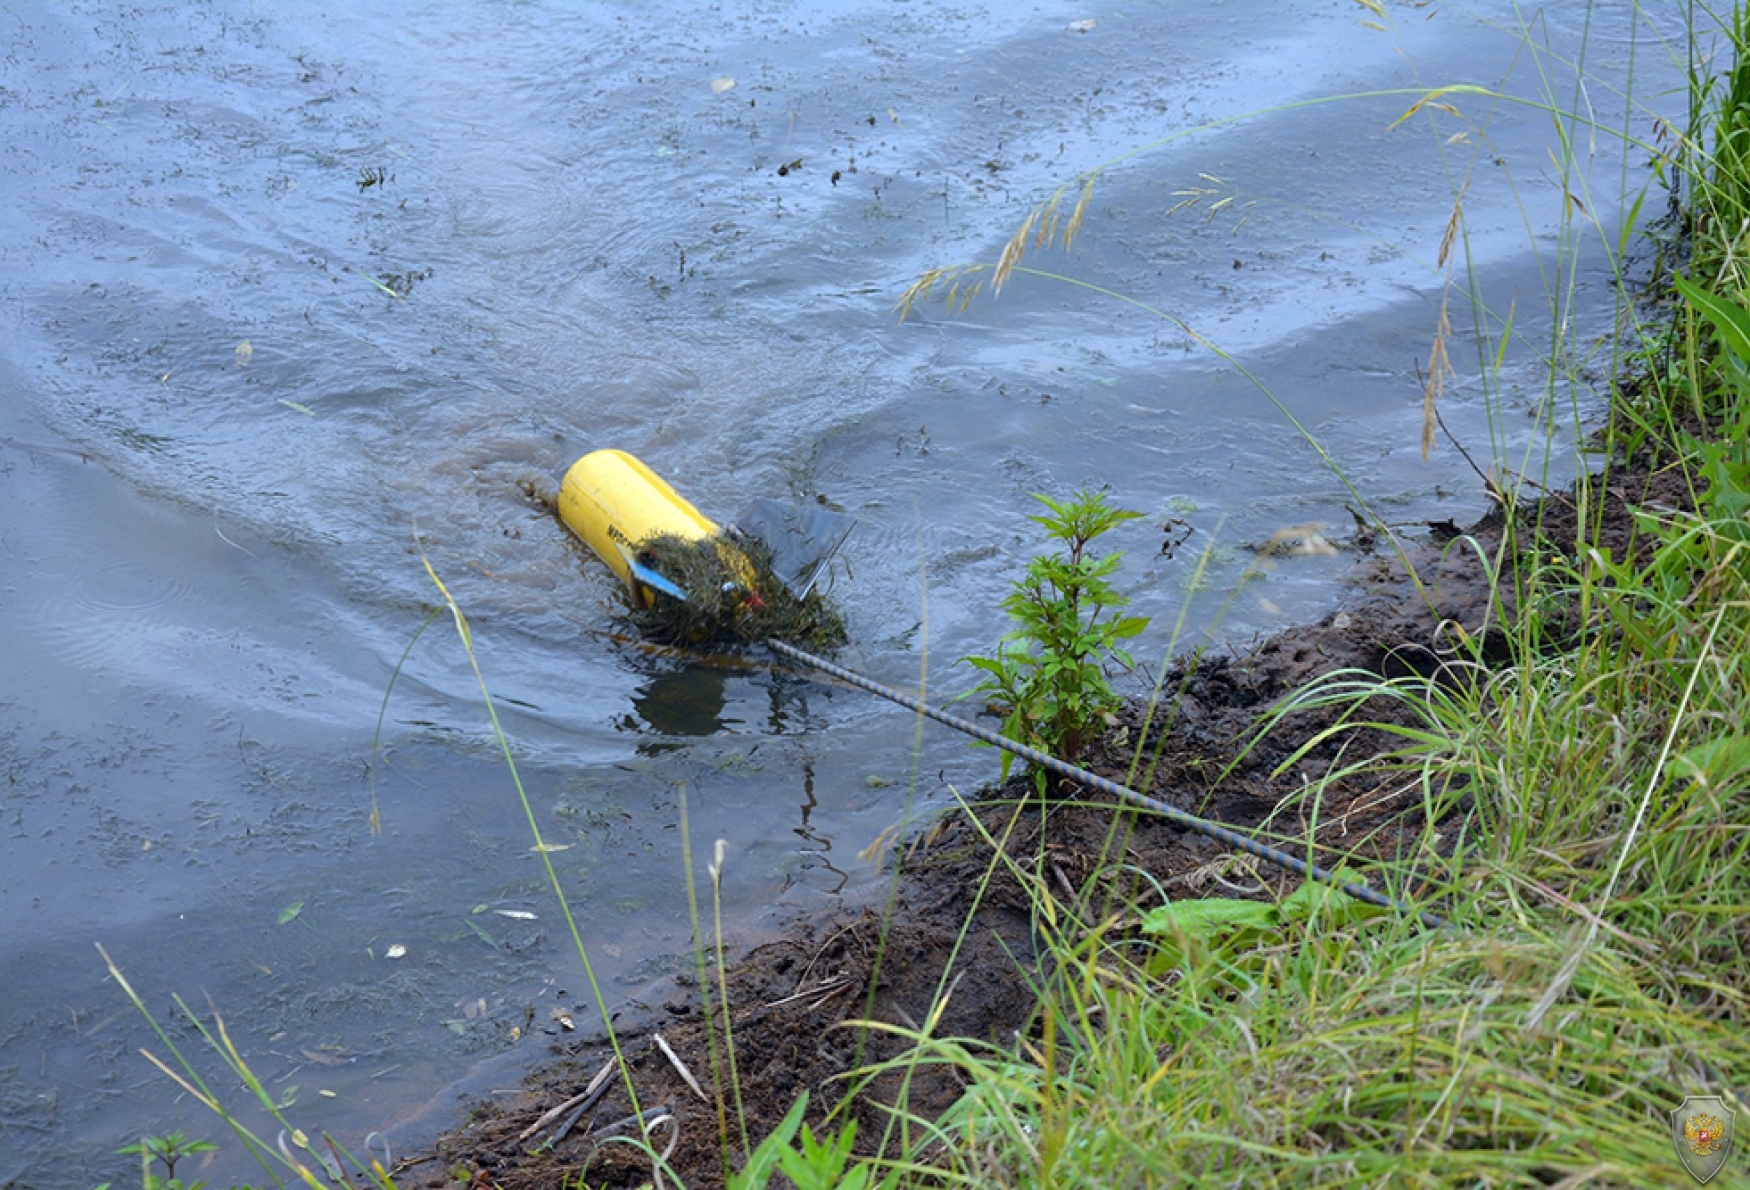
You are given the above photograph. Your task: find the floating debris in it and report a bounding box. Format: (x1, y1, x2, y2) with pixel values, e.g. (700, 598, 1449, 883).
(555, 449, 853, 649)
(626, 532, 848, 649)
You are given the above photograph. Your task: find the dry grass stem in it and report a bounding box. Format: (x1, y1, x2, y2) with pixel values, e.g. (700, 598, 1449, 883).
(1437, 183, 1467, 270)
(138, 1048, 220, 1111)
(1422, 284, 1454, 459)
(898, 174, 1100, 318)
(654, 1032, 711, 1104)
(1165, 851, 1262, 892)
(517, 1056, 619, 1142)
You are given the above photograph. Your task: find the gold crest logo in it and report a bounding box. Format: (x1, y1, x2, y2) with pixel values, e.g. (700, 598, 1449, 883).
(1687, 1113, 1725, 1156)
(1671, 1094, 1736, 1183)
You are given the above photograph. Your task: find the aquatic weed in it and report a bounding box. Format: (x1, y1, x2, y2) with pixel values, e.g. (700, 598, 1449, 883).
(626, 533, 849, 650)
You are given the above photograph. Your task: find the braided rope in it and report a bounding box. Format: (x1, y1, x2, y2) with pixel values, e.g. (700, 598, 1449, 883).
(766, 639, 1450, 932)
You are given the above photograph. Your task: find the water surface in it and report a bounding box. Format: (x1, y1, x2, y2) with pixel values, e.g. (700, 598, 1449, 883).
(0, 2, 1686, 1183)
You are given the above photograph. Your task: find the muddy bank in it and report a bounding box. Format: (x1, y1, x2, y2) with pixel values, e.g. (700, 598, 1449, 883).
(399, 451, 1694, 1189)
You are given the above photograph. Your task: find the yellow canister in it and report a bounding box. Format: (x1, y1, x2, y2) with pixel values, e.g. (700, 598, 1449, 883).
(557, 449, 752, 606)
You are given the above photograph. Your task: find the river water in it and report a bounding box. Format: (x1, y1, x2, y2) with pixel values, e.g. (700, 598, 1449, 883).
(0, 2, 1686, 1184)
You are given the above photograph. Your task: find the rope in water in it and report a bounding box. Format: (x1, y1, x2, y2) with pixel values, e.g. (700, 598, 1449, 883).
(765, 638, 1451, 932)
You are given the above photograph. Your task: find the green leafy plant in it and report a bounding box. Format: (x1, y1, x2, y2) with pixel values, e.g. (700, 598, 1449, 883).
(1141, 870, 1386, 985)
(958, 491, 1148, 792)
(115, 1132, 216, 1190)
(726, 1093, 899, 1190)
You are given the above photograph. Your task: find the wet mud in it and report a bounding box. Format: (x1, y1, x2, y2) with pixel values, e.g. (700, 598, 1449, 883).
(404, 446, 1696, 1189)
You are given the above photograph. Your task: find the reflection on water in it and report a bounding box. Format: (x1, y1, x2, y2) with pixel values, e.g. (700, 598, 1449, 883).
(0, 0, 1687, 1182)
(627, 664, 729, 743)
(796, 761, 852, 896)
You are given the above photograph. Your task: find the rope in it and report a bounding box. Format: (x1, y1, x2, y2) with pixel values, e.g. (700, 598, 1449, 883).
(766, 639, 1451, 932)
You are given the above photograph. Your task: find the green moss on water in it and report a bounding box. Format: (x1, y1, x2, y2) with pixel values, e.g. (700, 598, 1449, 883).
(626, 533, 848, 650)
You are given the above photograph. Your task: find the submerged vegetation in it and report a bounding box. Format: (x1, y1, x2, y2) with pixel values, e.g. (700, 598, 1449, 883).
(97, 3, 1750, 1187)
(625, 533, 849, 650)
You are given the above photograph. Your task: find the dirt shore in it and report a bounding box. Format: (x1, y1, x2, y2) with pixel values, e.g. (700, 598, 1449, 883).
(399, 452, 1692, 1189)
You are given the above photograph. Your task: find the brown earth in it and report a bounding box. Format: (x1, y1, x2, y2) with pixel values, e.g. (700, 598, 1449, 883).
(397, 452, 1695, 1190)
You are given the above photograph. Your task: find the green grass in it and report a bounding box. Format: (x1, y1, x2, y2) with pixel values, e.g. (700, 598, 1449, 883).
(874, 3, 1750, 1187)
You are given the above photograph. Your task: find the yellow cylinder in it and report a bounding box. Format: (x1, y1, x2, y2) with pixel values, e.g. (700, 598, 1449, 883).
(558, 449, 757, 607)
(558, 450, 720, 600)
